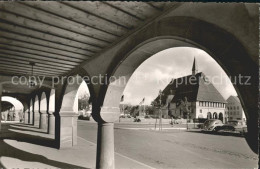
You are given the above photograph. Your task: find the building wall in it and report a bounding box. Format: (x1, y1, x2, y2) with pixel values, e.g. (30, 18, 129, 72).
(168, 101, 226, 121)
(226, 97, 246, 121)
(195, 101, 226, 120)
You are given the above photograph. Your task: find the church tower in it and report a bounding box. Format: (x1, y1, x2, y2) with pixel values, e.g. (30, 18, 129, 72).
(192, 57, 198, 75)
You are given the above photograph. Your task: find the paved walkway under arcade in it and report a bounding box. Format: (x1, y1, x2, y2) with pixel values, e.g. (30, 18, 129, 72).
(0, 123, 152, 169)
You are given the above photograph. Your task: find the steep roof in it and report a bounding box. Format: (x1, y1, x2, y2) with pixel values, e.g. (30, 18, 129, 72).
(196, 76, 227, 103)
(154, 72, 227, 104)
(227, 95, 240, 104)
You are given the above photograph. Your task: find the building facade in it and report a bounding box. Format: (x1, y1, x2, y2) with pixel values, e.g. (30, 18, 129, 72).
(155, 58, 227, 122)
(226, 96, 246, 122)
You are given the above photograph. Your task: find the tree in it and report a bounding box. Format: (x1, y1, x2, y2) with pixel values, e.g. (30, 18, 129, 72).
(78, 92, 90, 110)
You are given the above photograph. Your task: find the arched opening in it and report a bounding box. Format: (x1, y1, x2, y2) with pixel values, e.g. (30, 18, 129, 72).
(1, 101, 14, 122)
(100, 35, 257, 166)
(219, 112, 224, 122)
(48, 89, 55, 134)
(29, 99, 33, 124)
(58, 75, 92, 148)
(78, 80, 92, 120)
(1, 96, 24, 122)
(34, 95, 40, 128)
(207, 112, 212, 119)
(213, 112, 218, 119)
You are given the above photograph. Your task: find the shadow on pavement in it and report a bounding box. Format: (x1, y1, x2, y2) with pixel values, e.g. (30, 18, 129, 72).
(0, 140, 89, 169)
(12, 123, 41, 129)
(1, 124, 55, 148)
(0, 123, 89, 169)
(187, 129, 245, 138)
(9, 124, 48, 134)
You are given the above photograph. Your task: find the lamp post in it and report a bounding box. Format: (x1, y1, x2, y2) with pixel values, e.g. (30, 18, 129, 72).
(155, 90, 163, 131)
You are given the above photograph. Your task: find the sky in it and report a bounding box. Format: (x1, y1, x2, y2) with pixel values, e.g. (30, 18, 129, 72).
(122, 47, 237, 105)
(78, 47, 237, 106)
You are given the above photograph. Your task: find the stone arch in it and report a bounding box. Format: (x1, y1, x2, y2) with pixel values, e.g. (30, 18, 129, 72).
(1, 96, 24, 122)
(60, 75, 82, 113)
(58, 75, 92, 147)
(68, 68, 97, 116)
(98, 15, 257, 153)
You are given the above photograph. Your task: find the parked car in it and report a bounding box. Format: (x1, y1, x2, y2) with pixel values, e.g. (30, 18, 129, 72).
(216, 120, 247, 135)
(202, 119, 224, 131)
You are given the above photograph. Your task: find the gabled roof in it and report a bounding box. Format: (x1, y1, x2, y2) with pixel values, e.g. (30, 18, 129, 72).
(227, 95, 240, 104)
(196, 75, 227, 103)
(154, 72, 227, 104)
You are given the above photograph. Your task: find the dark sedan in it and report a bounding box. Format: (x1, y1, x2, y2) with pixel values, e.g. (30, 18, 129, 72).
(215, 120, 247, 135)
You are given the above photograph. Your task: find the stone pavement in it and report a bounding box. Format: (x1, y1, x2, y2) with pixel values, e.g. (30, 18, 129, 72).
(0, 122, 153, 169)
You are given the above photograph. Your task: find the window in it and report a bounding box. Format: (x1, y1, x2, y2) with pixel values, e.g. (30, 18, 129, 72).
(200, 109, 202, 113)
(237, 106, 239, 110)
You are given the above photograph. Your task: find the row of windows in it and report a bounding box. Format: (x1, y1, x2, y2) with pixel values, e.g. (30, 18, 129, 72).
(226, 111, 240, 115)
(199, 101, 225, 108)
(227, 106, 239, 110)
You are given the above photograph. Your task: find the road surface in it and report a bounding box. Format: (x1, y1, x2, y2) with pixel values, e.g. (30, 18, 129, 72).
(78, 121, 258, 169)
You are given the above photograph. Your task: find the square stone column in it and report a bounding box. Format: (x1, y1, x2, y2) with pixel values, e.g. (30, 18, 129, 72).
(39, 111, 48, 130)
(59, 112, 78, 148)
(24, 111, 29, 124)
(29, 111, 33, 124)
(34, 111, 40, 128)
(48, 113, 55, 134)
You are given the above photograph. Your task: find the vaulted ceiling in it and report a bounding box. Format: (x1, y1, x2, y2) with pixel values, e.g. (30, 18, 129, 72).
(0, 1, 177, 77)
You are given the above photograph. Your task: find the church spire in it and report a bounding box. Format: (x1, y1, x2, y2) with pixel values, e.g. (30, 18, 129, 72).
(192, 57, 198, 75)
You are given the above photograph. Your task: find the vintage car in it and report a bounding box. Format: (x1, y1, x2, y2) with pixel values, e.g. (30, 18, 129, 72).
(216, 120, 247, 135)
(202, 119, 224, 131)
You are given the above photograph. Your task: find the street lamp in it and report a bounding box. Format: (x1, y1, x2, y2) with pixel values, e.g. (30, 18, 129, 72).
(155, 90, 163, 131)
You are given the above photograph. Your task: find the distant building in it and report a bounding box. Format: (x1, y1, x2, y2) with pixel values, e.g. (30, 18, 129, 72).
(226, 96, 246, 122)
(154, 58, 227, 122)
